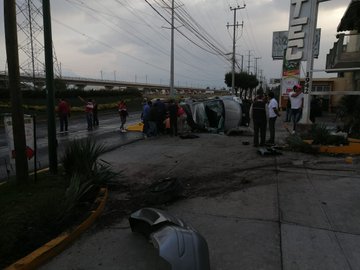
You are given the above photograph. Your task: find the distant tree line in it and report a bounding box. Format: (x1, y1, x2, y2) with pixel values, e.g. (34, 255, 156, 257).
(224, 71, 260, 99)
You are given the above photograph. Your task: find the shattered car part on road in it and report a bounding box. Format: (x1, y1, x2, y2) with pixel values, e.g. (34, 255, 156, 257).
(129, 208, 210, 270)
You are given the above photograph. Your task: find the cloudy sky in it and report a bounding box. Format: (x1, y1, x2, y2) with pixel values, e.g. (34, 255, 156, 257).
(0, 0, 350, 89)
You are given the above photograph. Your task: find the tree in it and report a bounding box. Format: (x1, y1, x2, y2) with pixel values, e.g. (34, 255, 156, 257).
(224, 71, 242, 96)
(224, 71, 259, 99)
(247, 74, 259, 100)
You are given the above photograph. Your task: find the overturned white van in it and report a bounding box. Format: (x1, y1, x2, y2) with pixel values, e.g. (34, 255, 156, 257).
(181, 96, 246, 133)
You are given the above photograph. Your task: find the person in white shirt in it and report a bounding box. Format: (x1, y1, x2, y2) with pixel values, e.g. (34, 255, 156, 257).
(289, 84, 304, 133)
(267, 91, 280, 144)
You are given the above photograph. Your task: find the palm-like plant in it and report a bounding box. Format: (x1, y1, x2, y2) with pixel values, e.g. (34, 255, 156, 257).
(61, 138, 106, 178)
(58, 138, 119, 225)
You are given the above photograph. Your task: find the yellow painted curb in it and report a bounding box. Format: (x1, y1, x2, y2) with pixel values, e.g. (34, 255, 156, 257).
(318, 143, 360, 154)
(349, 138, 360, 143)
(303, 138, 360, 155)
(5, 188, 108, 270)
(126, 122, 144, 132)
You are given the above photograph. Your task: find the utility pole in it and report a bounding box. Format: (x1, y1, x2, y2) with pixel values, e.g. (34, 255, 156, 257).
(247, 50, 251, 74)
(4, 0, 29, 184)
(227, 4, 245, 95)
(43, 0, 57, 174)
(254, 57, 261, 77)
(240, 55, 244, 72)
(16, 0, 61, 84)
(169, 0, 175, 97)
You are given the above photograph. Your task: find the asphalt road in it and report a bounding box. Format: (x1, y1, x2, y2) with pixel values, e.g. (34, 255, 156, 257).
(0, 111, 143, 181)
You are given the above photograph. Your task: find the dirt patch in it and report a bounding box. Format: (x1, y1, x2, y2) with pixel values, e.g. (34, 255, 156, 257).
(96, 167, 278, 229)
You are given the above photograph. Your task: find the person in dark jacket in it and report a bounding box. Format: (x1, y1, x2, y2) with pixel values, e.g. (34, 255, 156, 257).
(250, 89, 267, 147)
(168, 99, 178, 136)
(148, 102, 158, 137)
(141, 101, 152, 136)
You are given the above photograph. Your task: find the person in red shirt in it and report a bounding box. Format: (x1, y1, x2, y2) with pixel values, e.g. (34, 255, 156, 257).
(79, 96, 94, 130)
(118, 100, 128, 132)
(57, 98, 70, 133)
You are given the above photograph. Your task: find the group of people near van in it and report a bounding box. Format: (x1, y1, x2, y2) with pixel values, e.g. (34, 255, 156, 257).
(141, 98, 187, 137)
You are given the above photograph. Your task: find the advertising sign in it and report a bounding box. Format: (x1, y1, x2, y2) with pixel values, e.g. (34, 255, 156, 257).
(286, 0, 314, 61)
(281, 56, 300, 96)
(4, 115, 35, 165)
(272, 29, 321, 60)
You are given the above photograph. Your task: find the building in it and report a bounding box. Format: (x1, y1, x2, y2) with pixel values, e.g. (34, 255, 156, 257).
(325, 0, 360, 93)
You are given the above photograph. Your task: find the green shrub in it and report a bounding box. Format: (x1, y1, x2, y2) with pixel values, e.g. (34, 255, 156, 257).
(310, 124, 348, 146)
(338, 95, 360, 137)
(286, 134, 319, 154)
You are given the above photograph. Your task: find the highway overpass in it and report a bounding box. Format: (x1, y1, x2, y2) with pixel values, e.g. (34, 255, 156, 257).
(0, 71, 226, 95)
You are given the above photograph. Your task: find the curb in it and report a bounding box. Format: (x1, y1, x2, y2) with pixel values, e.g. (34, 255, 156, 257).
(5, 188, 108, 270)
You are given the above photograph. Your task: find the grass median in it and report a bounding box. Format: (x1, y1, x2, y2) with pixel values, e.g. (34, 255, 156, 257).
(0, 138, 118, 269)
(0, 172, 79, 268)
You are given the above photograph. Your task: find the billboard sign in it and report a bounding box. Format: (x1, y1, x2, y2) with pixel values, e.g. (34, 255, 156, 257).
(272, 29, 321, 60)
(286, 0, 312, 61)
(281, 53, 300, 96)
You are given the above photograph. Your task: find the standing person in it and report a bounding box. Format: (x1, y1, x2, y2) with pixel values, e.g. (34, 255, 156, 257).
(168, 99, 178, 136)
(78, 96, 94, 131)
(148, 102, 158, 137)
(155, 98, 166, 134)
(267, 91, 280, 145)
(57, 98, 70, 133)
(250, 89, 267, 147)
(285, 98, 292, 122)
(92, 100, 99, 127)
(163, 112, 171, 135)
(310, 97, 321, 123)
(141, 100, 151, 136)
(289, 84, 304, 134)
(118, 100, 128, 132)
(177, 103, 186, 134)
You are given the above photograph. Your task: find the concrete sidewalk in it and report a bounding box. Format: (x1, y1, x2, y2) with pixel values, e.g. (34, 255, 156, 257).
(41, 116, 360, 270)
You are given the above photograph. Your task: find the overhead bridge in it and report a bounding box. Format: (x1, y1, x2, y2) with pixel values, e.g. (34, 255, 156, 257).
(0, 71, 223, 94)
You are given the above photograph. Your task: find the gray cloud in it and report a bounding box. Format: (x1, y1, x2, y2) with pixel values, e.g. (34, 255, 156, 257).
(0, 0, 352, 88)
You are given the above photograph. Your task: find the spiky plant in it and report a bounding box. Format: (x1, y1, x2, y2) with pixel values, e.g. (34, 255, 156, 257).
(61, 138, 106, 178)
(285, 134, 319, 154)
(57, 174, 94, 226)
(310, 124, 331, 145)
(310, 124, 348, 146)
